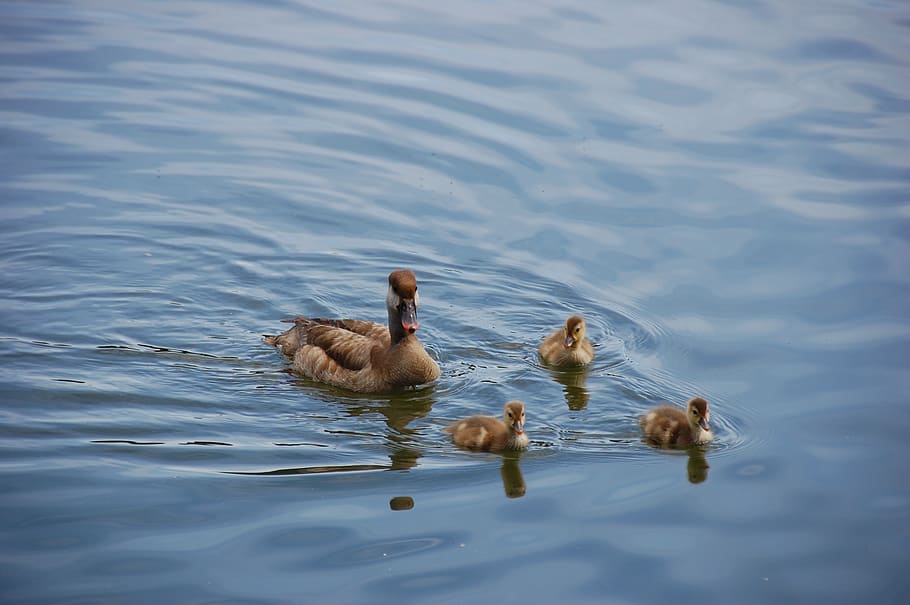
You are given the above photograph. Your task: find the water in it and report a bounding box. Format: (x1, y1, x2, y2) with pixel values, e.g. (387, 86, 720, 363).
(1, 1, 908, 603)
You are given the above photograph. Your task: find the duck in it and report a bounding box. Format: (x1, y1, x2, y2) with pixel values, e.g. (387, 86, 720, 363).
(264, 269, 440, 393)
(639, 397, 713, 447)
(444, 401, 529, 452)
(539, 315, 594, 367)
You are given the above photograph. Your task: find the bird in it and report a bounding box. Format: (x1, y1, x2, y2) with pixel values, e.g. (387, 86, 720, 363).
(639, 397, 714, 447)
(264, 269, 440, 393)
(539, 315, 594, 367)
(444, 401, 529, 452)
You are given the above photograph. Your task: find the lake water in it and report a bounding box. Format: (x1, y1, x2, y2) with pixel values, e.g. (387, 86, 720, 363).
(1, 1, 908, 603)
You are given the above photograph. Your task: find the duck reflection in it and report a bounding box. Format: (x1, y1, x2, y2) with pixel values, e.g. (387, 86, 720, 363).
(686, 446, 710, 484)
(324, 388, 437, 471)
(378, 392, 435, 471)
(546, 366, 591, 410)
(389, 496, 414, 511)
(500, 452, 526, 498)
(387, 446, 420, 471)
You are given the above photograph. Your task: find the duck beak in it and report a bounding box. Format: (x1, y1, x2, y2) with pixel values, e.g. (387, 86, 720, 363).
(699, 416, 711, 431)
(564, 334, 576, 348)
(400, 299, 419, 334)
(513, 419, 524, 435)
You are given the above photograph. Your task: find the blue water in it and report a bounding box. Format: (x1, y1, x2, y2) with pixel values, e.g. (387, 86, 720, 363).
(1, 1, 908, 603)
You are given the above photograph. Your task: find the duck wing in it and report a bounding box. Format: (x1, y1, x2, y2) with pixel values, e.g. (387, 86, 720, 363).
(300, 321, 379, 371)
(284, 317, 390, 343)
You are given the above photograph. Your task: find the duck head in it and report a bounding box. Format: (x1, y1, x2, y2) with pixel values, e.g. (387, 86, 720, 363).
(563, 315, 587, 349)
(687, 397, 711, 432)
(387, 269, 421, 340)
(503, 400, 526, 435)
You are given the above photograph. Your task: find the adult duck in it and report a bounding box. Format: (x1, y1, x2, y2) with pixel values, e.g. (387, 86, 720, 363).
(265, 269, 440, 393)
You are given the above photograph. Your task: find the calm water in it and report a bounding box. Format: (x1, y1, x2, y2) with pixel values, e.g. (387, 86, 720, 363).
(2, 1, 909, 603)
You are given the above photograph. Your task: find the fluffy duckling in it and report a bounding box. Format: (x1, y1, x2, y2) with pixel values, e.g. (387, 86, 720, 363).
(264, 269, 440, 393)
(539, 315, 595, 367)
(444, 401, 529, 452)
(639, 397, 713, 447)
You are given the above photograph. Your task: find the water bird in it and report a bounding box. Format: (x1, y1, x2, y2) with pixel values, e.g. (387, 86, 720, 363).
(264, 269, 440, 393)
(444, 401, 529, 452)
(539, 315, 595, 367)
(639, 397, 714, 447)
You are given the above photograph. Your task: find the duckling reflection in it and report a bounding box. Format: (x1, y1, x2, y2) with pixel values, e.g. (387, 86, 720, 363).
(547, 366, 591, 410)
(686, 446, 710, 484)
(500, 452, 526, 498)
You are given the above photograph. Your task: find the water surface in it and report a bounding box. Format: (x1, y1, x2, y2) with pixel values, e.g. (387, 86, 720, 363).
(1, 1, 908, 603)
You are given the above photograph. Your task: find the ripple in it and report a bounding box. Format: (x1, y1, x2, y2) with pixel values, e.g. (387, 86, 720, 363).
(319, 535, 455, 567)
(2, 2, 905, 603)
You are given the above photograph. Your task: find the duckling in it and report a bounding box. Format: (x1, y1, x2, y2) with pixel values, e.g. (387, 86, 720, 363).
(264, 269, 440, 393)
(639, 397, 713, 447)
(539, 315, 595, 367)
(444, 401, 529, 452)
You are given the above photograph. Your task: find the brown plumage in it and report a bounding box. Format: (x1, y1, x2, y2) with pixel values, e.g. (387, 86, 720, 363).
(639, 397, 714, 447)
(539, 315, 594, 367)
(264, 269, 440, 393)
(444, 401, 529, 452)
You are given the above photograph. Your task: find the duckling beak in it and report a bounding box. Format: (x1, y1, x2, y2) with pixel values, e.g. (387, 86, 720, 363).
(399, 299, 419, 334)
(513, 419, 524, 435)
(698, 416, 711, 431)
(564, 334, 576, 349)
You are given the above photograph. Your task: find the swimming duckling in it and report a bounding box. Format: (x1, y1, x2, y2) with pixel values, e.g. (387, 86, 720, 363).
(444, 401, 529, 452)
(264, 269, 440, 393)
(539, 315, 594, 367)
(639, 397, 713, 447)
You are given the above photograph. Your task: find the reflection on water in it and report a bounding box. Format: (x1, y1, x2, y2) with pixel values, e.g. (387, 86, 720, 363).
(389, 496, 415, 511)
(387, 446, 421, 471)
(687, 447, 710, 485)
(638, 442, 711, 485)
(500, 454, 526, 498)
(1, 0, 907, 603)
(225, 464, 389, 476)
(295, 380, 437, 471)
(546, 366, 591, 410)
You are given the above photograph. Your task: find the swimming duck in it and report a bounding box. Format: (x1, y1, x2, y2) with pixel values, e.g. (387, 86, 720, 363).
(539, 315, 594, 367)
(264, 269, 440, 393)
(444, 401, 529, 452)
(639, 397, 713, 447)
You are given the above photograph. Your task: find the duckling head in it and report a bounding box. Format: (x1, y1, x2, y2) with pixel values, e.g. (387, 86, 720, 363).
(387, 269, 420, 334)
(503, 400, 526, 435)
(687, 397, 711, 432)
(563, 315, 587, 349)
